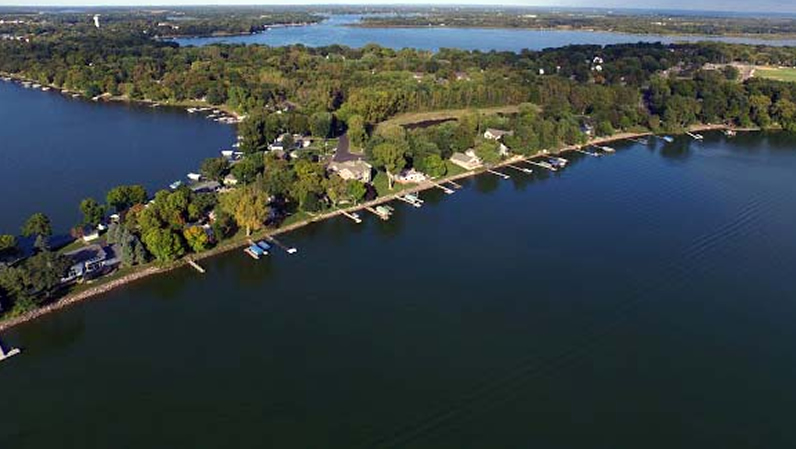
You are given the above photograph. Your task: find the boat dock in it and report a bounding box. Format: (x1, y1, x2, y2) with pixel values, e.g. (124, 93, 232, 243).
(187, 259, 206, 274)
(487, 169, 510, 180)
(340, 210, 362, 224)
(572, 148, 600, 157)
(265, 236, 298, 254)
(397, 194, 423, 208)
(507, 164, 534, 174)
(0, 341, 21, 363)
(431, 181, 455, 194)
(686, 132, 704, 141)
(525, 160, 558, 171)
(365, 205, 392, 220)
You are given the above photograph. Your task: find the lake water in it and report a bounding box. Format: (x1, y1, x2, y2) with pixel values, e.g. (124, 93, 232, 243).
(3, 131, 796, 447)
(173, 15, 796, 50)
(0, 81, 235, 235)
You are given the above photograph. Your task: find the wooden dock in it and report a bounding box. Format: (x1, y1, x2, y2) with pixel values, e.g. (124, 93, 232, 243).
(686, 131, 704, 141)
(365, 206, 391, 220)
(396, 195, 422, 208)
(187, 259, 206, 274)
(507, 164, 534, 174)
(265, 236, 298, 254)
(444, 180, 463, 189)
(525, 160, 557, 171)
(0, 343, 21, 363)
(340, 210, 362, 224)
(431, 181, 455, 195)
(487, 169, 510, 180)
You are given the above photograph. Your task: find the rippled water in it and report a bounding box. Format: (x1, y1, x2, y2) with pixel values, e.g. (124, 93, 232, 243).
(2, 131, 795, 447)
(174, 15, 796, 50)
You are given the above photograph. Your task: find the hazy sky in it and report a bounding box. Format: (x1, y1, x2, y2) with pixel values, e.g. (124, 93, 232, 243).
(0, 0, 792, 14)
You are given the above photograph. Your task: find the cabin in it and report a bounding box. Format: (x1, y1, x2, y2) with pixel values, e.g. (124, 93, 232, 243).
(328, 160, 373, 183)
(61, 244, 117, 284)
(450, 152, 482, 170)
(396, 168, 427, 184)
(484, 128, 514, 141)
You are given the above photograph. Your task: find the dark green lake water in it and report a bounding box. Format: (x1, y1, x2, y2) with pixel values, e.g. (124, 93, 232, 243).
(2, 131, 796, 448)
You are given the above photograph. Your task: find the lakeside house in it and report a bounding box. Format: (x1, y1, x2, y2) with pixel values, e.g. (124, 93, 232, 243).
(450, 151, 483, 170)
(223, 174, 239, 187)
(484, 128, 514, 141)
(328, 160, 373, 183)
(189, 181, 221, 194)
(80, 226, 101, 243)
(396, 168, 428, 184)
(61, 244, 118, 284)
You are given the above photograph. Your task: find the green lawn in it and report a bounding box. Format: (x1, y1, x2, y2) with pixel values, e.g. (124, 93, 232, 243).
(756, 67, 796, 83)
(372, 172, 417, 197)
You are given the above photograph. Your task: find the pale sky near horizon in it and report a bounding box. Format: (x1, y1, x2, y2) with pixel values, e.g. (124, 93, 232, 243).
(0, 0, 792, 14)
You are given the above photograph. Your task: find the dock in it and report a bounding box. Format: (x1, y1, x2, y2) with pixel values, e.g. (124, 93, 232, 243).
(507, 164, 533, 174)
(397, 194, 423, 208)
(444, 180, 462, 189)
(187, 259, 206, 274)
(598, 145, 616, 153)
(365, 206, 392, 220)
(0, 342, 21, 363)
(572, 148, 600, 157)
(265, 236, 298, 254)
(487, 169, 510, 180)
(525, 160, 557, 171)
(431, 181, 455, 195)
(340, 210, 362, 224)
(686, 132, 704, 141)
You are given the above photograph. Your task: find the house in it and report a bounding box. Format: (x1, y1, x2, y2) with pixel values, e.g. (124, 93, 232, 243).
(189, 181, 221, 194)
(328, 160, 373, 183)
(81, 226, 100, 243)
(223, 174, 239, 186)
(61, 244, 117, 284)
(450, 151, 482, 170)
(396, 168, 427, 184)
(484, 128, 514, 141)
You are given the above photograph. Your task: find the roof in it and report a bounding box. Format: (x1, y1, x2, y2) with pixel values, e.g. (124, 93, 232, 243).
(485, 128, 514, 138)
(329, 160, 372, 175)
(65, 244, 107, 265)
(450, 152, 479, 164)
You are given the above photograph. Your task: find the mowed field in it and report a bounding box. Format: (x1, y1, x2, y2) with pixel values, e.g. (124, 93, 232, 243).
(756, 66, 796, 82)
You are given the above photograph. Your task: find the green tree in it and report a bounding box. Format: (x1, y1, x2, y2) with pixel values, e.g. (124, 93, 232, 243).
(200, 157, 230, 182)
(142, 228, 186, 264)
(423, 154, 447, 178)
(372, 142, 406, 189)
(326, 174, 350, 207)
(80, 198, 106, 226)
(0, 235, 17, 254)
(347, 180, 368, 204)
(231, 156, 263, 184)
(22, 213, 52, 238)
(219, 186, 270, 236)
(22, 250, 71, 301)
(310, 111, 333, 139)
(106, 185, 148, 212)
(347, 114, 368, 149)
(474, 141, 502, 165)
(183, 226, 211, 253)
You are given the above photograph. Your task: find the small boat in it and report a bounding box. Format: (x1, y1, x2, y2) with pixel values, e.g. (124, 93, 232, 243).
(256, 241, 272, 253)
(547, 156, 568, 168)
(723, 129, 737, 137)
(220, 150, 234, 158)
(186, 107, 198, 113)
(662, 136, 675, 143)
(187, 173, 201, 182)
(599, 146, 616, 153)
(41, 86, 51, 92)
(169, 180, 182, 190)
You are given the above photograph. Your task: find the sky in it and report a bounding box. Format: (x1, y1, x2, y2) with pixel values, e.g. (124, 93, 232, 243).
(0, 0, 792, 14)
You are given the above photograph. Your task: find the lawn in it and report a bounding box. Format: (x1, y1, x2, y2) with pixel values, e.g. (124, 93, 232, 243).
(372, 172, 416, 197)
(376, 105, 527, 130)
(756, 66, 796, 83)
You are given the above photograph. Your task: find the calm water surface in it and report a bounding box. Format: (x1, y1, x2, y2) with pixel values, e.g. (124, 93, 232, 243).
(174, 15, 796, 50)
(2, 131, 795, 448)
(0, 81, 234, 234)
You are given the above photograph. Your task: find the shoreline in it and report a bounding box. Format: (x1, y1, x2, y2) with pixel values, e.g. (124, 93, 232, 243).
(0, 123, 744, 334)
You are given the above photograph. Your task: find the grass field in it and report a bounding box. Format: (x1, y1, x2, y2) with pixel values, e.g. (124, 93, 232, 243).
(756, 66, 796, 83)
(376, 105, 527, 130)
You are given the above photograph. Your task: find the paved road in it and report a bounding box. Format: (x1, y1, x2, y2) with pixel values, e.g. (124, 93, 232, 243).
(332, 133, 362, 163)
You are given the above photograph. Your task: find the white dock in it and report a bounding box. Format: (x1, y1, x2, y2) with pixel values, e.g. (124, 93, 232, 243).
(686, 132, 704, 141)
(431, 181, 455, 195)
(340, 210, 362, 224)
(187, 259, 206, 274)
(487, 169, 510, 180)
(266, 236, 298, 254)
(526, 160, 558, 171)
(397, 195, 422, 208)
(0, 344, 21, 363)
(507, 164, 534, 174)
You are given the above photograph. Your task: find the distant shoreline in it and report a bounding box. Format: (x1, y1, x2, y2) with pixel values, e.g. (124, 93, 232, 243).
(0, 123, 750, 334)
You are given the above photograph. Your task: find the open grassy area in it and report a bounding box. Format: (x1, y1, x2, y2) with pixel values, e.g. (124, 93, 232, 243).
(372, 172, 417, 197)
(756, 66, 796, 83)
(377, 105, 526, 130)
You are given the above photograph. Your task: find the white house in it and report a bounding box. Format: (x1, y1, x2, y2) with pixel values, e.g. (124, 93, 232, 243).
(396, 168, 427, 184)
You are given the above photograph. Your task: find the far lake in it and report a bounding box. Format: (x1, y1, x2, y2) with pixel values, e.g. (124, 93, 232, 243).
(0, 81, 234, 234)
(173, 14, 796, 50)
(2, 131, 796, 447)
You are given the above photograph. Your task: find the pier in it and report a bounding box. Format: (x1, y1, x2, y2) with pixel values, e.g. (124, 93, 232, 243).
(431, 181, 455, 195)
(487, 169, 510, 180)
(265, 236, 298, 254)
(187, 259, 206, 274)
(507, 164, 534, 174)
(365, 206, 392, 220)
(525, 160, 558, 171)
(0, 341, 21, 363)
(686, 132, 704, 141)
(397, 194, 423, 208)
(444, 180, 462, 189)
(340, 210, 362, 224)
(572, 148, 600, 157)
